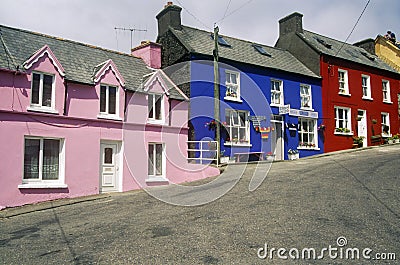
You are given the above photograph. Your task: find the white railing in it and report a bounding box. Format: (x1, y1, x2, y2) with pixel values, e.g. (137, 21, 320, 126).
(187, 140, 218, 166)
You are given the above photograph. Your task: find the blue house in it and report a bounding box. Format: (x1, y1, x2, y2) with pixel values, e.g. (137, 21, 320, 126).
(156, 3, 323, 161)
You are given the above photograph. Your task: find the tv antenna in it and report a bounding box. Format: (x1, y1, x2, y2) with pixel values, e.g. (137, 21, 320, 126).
(114, 27, 147, 50)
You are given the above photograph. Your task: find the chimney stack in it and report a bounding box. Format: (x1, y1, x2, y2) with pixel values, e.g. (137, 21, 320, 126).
(279, 12, 304, 37)
(156, 2, 182, 37)
(131, 41, 162, 69)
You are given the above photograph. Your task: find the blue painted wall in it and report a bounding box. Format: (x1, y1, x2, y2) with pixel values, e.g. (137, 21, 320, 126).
(189, 55, 323, 160)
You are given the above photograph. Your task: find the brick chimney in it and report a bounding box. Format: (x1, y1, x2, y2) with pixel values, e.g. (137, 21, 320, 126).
(279, 12, 304, 37)
(131, 41, 162, 69)
(156, 2, 182, 37)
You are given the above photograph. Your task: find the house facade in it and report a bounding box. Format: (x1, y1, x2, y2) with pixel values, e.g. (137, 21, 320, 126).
(0, 25, 218, 209)
(156, 3, 324, 161)
(276, 13, 400, 153)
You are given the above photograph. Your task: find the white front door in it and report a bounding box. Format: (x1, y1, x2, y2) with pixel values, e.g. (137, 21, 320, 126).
(357, 110, 367, 147)
(100, 142, 119, 192)
(271, 116, 284, 161)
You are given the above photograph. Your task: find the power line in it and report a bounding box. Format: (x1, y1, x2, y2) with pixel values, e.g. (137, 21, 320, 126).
(175, 0, 212, 30)
(216, 0, 255, 24)
(335, 0, 371, 56)
(220, 0, 232, 23)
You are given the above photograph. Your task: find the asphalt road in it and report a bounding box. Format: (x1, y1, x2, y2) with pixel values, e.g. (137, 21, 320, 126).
(1, 145, 399, 264)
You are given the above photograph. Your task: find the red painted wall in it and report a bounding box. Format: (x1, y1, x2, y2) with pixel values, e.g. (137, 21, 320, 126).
(320, 56, 400, 153)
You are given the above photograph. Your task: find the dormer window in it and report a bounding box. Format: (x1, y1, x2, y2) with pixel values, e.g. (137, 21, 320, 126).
(30, 72, 55, 110)
(148, 93, 163, 122)
(99, 84, 119, 118)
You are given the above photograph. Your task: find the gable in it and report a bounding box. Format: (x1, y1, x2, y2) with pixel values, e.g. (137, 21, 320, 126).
(93, 59, 125, 87)
(23, 45, 65, 77)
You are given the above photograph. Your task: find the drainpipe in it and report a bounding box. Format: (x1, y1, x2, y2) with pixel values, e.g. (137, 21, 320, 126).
(213, 25, 220, 164)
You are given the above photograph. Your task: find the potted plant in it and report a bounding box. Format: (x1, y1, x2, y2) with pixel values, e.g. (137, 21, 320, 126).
(387, 137, 394, 144)
(265, 152, 275, 161)
(219, 150, 229, 164)
(288, 149, 299, 160)
(353, 136, 365, 148)
(393, 134, 400, 143)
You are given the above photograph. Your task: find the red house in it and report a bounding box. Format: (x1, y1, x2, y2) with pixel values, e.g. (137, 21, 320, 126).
(276, 13, 400, 152)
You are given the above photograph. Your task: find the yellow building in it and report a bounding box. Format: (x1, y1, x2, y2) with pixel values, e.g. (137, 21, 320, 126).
(375, 35, 400, 73)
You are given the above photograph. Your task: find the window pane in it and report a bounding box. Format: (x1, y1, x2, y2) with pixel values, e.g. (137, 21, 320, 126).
(42, 75, 53, 107)
(108, 86, 116, 114)
(148, 144, 154, 175)
(148, 94, 154, 119)
(155, 95, 162, 120)
(239, 112, 246, 126)
(31, 73, 40, 104)
(231, 73, 237, 84)
(156, 144, 163, 176)
(226, 73, 231, 83)
(100, 86, 107, 113)
(24, 139, 40, 179)
(104, 148, 113, 164)
(42, 139, 59, 180)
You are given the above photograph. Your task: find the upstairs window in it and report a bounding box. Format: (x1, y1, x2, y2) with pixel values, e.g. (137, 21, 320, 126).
(30, 72, 55, 109)
(300, 84, 312, 109)
(338, 69, 349, 95)
(361, 75, 372, 100)
(100, 85, 118, 116)
(225, 71, 240, 101)
(271, 80, 284, 106)
(382, 80, 391, 103)
(148, 93, 163, 122)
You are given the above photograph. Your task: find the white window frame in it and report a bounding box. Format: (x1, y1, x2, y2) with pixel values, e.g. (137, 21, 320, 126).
(147, 93, 164, 124)
(19, 137, 66, 189)
(271, 79, 284, 106)
(28, 72, 57, 113)
(224, 70, 241, 102)
(338, 69, 350, 96)
(361, 74, 372, 100)
(382, 80, 392, 103)
(98, 84, 120, 120)
(224, 109, 250, 146)
(334, 106, 352, 135)
(300, 84, 313, 110)
(298, 118, 318, 149)
(381, 112, 391, 137)
(147, 143, 167, 182)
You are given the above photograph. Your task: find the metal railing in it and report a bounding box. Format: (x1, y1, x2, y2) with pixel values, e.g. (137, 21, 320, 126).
(187, 140, 218, 166)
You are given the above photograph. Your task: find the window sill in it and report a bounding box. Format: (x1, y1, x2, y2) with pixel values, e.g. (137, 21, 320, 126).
(18, 183, 68, 189)
(97, 114, 122, 121)
(298, 147, 320, 151)
(27, 106, 59, 115)
(338, 92, 351, 97)
(334, 132, 354, 136)
(147, 119, 166, 126)
(224, 142, 252, 147)
(224, 96, 242, 103)
(362, 97, 373, 101)
(383, 101, 393, 104)
(146, 177, 169, 183)
(381, 133, 392, 138)
(300, 107, 314, 111)
(271, 104, 284, 108)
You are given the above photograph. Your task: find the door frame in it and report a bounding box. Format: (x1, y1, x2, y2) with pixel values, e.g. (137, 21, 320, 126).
(99, 140, 123, 193)
(357, 109, 368, 147)
(271, 116, 284, 161)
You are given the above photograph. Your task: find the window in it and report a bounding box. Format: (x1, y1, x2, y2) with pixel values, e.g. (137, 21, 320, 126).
(225, 109, 249, 145)
(148, 93, 163, 122)
(100, 85, 118, 116)
(148, 143, 165, 179)
(271, 80, 283, 106)
(30, 72, 55, 109)
(381, 112, 390, 136)
(382, 80, 391, 103)
(225, 71, 240, 100)
(252, 44, 271, 57)
(22, 137, 65, 187)
(338, 69, 349, 95)
(334, 106, 352, 134)
(362, 75, 372, 99)
(300, 84, 312, 109)
(298, 118, 317, 148)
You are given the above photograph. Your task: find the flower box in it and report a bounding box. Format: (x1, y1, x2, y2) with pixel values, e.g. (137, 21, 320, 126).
(288, 153, 299, 160)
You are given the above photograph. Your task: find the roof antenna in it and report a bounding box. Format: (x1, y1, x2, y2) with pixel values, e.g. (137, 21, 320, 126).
(114, 27, 147, 51)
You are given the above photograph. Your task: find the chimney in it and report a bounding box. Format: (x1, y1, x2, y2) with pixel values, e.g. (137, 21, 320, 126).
(156, 2, 182, 37)
(353, 38, 376, 55)
(131, 41, 162, 69)
(279, 12, 304, 37)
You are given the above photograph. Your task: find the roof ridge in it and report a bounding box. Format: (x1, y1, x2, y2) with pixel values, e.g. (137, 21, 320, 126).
(0, 24, 143, 60)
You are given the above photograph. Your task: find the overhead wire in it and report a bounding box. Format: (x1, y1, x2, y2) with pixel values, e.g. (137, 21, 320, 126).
(174, 0, 212, 30)
(216, 0, 255, 24)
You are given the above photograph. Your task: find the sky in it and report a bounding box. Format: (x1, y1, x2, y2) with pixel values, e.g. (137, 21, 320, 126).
(0, 0, 399, 54)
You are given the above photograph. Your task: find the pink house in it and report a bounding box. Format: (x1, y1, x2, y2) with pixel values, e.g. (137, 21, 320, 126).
(0, 25, 218, 209)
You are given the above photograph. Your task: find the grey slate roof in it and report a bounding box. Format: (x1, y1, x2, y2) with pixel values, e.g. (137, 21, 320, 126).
(299, 30, 398, 74)
(169, 25, 320, 79)
(0, 24, 186, 100)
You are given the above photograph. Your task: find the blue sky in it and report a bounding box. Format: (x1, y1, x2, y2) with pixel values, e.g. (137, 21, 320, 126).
(1, 0, 398, 53)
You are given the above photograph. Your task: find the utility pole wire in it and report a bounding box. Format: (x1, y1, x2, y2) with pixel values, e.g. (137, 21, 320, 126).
(221, 0, 232, 23)
(216, 0, 255, 24)
(175, 0, 212, 30)
(335, 0, 371, 56)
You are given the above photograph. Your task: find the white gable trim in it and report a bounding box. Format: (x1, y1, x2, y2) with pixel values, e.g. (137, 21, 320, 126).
(23, 45, 65, 77)
(143, 70, 174, 96)
(93, 59, 125, 87)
